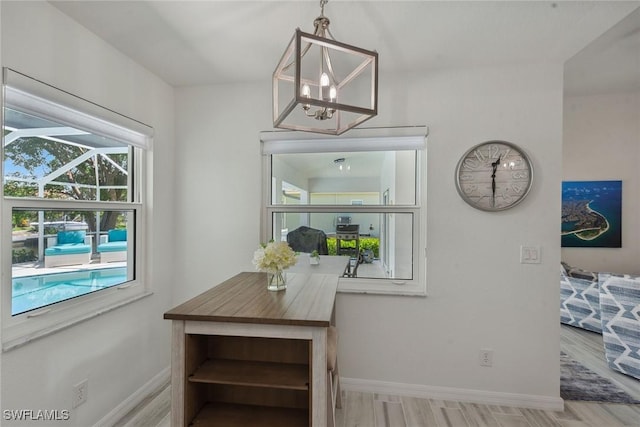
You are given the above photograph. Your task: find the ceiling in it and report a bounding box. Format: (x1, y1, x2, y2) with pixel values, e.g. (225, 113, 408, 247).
(565, 5, 640, 96)
(50, 1, 640, 94)
(276, 151, 388, 180)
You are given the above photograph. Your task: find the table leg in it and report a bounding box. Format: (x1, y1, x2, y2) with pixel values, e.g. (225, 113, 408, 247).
(311, 327, 327, 426)
(171, 320, 185, 427)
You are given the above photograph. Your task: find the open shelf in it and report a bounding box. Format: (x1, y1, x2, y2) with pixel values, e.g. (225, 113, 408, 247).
(183, 334, 311, 425)
(189, 359, 310, 390)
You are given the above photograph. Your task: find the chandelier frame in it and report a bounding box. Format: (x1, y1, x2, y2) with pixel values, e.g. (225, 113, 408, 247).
(272, 8, 378, 135)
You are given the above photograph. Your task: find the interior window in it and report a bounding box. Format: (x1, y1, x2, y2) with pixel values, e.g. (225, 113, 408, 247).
(262, 128, 427, 295)
(273, 211, 414, 280)
(271, 150, 416, 205)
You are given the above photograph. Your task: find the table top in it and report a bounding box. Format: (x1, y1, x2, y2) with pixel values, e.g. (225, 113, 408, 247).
(164, 271, 338, 327)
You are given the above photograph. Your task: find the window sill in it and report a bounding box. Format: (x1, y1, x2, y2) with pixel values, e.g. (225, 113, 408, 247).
(2, 289, 153, 352)
(337, 277, 427, 296)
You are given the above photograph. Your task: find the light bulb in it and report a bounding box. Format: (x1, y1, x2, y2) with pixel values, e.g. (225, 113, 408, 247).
(320, 73, 330, 87)
(329, 85, 337, 102)
(301, 84, 311, 98)
(320, 73, 330, 100)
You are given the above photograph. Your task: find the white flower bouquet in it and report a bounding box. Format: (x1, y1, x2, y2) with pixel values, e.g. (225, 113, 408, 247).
(252, 241, 297, 274)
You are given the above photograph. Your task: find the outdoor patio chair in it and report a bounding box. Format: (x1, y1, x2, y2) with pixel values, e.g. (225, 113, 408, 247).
(97, 229, 127, 263)
(44, 230, 92, 268)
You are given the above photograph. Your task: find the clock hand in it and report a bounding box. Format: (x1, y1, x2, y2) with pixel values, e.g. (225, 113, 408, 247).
(490, 156, 501, 206)
(491, 156, 501, 178)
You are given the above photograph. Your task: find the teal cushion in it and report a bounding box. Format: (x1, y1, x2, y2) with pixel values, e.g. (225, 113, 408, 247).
(97, 241, 127, 253)
(108, 229, 127, 242)
(45, 243, 91, 256)
(57, 230, 86, 245)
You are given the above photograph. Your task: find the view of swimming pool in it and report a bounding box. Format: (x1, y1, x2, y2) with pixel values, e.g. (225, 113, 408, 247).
(12, 267, 128, 315)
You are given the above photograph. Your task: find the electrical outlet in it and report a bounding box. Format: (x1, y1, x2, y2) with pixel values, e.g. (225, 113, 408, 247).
(72, 379, 88, 408)
(479, 349, 493, 367)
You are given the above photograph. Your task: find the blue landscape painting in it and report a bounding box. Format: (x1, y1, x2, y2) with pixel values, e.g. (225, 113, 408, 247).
(562, 180, 622, 248)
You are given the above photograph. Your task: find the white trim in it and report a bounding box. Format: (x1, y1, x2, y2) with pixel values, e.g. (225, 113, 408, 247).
(337, 277, 427, 296)
(94, 366, 170, 427)
(340, 377, 564, 411)
(260, 126, 428, 154)
(261, 129, 428, 296)
(2, 69, 151, 349)
(3, 68, 153, 149)
(2, 198, 146, 349)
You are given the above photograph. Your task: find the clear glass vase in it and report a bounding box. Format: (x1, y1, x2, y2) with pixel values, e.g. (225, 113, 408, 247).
(267, 269, 287, 291)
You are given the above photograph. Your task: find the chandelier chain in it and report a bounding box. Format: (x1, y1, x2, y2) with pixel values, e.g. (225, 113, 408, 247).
(281, 0, 335, 74)
(320, 0, 328, 16)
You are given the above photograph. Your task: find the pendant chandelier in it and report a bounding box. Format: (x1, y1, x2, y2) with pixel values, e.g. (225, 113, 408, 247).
(272, 0, 378, 135)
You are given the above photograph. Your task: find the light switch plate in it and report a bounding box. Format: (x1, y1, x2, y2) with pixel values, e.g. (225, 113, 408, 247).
(520, 246, 541, 264)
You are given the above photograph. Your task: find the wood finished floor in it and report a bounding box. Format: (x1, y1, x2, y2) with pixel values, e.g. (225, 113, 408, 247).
(116, 325, 640, 427)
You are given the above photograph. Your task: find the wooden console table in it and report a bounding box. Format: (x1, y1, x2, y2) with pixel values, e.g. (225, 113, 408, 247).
(164, 271, 338, 426)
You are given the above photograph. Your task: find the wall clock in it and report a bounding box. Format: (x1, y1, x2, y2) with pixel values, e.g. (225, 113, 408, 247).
(455, 140, 533, 211)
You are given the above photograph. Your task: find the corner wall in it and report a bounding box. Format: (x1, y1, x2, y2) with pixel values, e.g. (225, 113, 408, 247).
(338, 65, 562, 402)
(0, 2, 175, 425)
(563, 90, 640, 274)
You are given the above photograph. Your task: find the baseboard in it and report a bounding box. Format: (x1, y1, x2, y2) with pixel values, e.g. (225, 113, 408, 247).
(94, 365, 170, 427)
(340, 377, 564, 411)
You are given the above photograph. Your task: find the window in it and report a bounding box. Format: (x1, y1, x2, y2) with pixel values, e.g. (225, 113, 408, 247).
(261, 127, 427, 295)
(2, 68, 153, 350)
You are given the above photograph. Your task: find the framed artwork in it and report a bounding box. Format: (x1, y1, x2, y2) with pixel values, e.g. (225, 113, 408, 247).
(562, 180, 622, 248)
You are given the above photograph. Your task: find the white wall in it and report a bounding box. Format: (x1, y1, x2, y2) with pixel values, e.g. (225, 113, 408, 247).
(173, 83, 267, 304)
(175, 62, 563, 402)
(309, 177, 379, 193)
(273, 156, 308, 194)
(338, 65, 562, 399)
(0, 2, 175, 425)
(563, 91, 640, 274)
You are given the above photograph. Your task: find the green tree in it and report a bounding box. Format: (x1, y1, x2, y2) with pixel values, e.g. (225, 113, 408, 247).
(4, 136, 128, 232)
(5, 179, 38, 229)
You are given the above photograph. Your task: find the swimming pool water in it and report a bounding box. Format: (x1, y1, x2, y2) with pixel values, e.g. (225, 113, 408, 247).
(12, 267, 128, 315)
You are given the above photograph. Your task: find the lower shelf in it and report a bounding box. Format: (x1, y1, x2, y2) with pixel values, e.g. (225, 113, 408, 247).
(189, 359, 309, 390)
(190, 402, 308, 426)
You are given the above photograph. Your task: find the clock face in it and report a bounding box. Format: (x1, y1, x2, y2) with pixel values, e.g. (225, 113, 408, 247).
(455, 141, 533, 211)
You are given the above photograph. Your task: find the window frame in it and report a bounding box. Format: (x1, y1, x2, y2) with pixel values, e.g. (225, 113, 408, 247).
(261, 127, 428, 296)
(1, 69, 153, 351)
